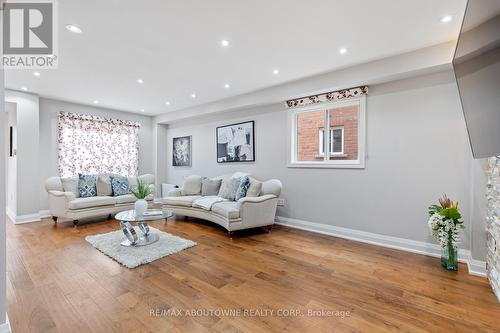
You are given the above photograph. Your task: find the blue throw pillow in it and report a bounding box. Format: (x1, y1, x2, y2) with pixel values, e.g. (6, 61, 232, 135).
(111, 176, 129, 196)
(235, 176, 250, 201)
(78, 174, 97, 198)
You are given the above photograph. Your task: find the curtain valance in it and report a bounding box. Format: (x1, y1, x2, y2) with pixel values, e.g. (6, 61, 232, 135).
(286, 86, 368, 108)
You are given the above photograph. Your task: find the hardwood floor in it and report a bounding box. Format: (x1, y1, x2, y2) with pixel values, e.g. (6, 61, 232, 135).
(6, 217, 500, 333)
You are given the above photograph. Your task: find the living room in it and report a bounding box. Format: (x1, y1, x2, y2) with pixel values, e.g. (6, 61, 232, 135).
(1, 0, 500, 332)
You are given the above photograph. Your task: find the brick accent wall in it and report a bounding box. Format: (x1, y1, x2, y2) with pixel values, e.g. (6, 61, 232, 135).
(297, 106, 358, 161)
(487, 157, 500, 301)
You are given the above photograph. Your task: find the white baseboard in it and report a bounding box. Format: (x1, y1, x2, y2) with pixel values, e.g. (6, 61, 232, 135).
(7, 209, 51, 224)
(0, 313, 11, 333)
(275, 216, 486, 277)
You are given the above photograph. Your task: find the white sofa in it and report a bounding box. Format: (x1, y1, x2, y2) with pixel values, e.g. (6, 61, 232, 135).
(44, 174, 155, 226)
(161, 173, 282, 235)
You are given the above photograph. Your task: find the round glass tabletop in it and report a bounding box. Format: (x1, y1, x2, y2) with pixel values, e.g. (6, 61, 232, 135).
(115, 209, 173, 222)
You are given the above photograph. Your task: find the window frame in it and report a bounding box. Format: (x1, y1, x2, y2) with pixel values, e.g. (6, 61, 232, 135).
(287, 96, 366, 169)
(319, 127, 344, 156)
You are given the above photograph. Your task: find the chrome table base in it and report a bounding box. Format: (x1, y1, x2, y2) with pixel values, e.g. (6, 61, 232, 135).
(120, 221, 159, 247)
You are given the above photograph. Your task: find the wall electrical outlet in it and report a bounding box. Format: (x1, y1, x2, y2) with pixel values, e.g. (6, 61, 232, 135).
(277, 198, 286, 206)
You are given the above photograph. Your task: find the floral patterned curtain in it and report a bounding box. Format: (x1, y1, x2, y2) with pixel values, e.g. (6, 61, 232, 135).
(58, 112, 140, 178)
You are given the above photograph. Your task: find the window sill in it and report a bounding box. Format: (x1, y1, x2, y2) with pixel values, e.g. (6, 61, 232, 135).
(288, 162, 365, 169)
(315, 154, 348, 159)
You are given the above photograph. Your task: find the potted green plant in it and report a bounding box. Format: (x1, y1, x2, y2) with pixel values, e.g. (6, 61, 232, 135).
(130, 179, 152, 216)
(427, 195, 465, 271)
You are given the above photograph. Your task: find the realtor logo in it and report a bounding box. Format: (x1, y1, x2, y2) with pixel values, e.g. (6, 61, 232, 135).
(2, 0, 58, 68)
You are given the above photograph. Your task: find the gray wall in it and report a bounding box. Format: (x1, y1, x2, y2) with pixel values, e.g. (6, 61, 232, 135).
(5, 103, 16, 216)
(0, 68, 7, 324)
(38, 98, 155, 210)
(5, 91, 40, 216)
(161, 71, 475, 250)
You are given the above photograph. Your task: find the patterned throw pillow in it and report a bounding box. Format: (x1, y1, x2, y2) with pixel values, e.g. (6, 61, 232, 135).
(235, 176, 250, 201)
(218, 177, 241, 201)
(111, 176, 129, 196)
(78, 174, 97, 198)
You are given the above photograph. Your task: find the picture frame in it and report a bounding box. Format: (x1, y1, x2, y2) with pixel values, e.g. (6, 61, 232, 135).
(172, 135, 192, 167)
(216, 120, 255, 163)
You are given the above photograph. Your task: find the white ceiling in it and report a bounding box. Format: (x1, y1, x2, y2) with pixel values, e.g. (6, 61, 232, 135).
(5, 0, 468, 116)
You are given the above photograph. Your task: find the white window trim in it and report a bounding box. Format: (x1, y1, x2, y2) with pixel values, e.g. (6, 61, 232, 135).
(319, 127, 344, 156)
(287, 96, 366, 169)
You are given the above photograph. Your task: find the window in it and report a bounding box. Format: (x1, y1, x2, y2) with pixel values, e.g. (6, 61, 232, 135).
(289, 97, 366, 168)
(58, 112, 140, 178)
(319, 127, 344, 155)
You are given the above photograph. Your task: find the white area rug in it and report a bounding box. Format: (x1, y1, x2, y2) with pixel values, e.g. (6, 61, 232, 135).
(85, 227, 197, 268)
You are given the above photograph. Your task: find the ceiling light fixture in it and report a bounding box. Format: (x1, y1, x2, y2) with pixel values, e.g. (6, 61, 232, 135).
(136, 78, 144, 84)
(273, 69, 279, 75)
(33, 71, 41, 77)
(165, 101, 171, 105)
(224, 83, 230, 89)
(66, 24, 82, 33)
(93, 100, 99, 104)
(21, 87, 28, 91)
(440, 15, 452, 23)
(220, 39, 230, 47)
(140, 109, 145, 113)
(191, 93, 196, 98)
(339, 47, 347, 54)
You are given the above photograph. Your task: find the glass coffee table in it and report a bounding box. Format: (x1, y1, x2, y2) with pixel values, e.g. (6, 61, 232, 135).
(115, 209, 173, 247)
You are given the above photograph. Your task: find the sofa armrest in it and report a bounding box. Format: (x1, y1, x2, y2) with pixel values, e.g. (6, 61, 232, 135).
(47, 191, 75, 216)
(237, 194, 276, 207)
(168, 188, 183, 197)
(48, 190, 76, 201)
(237, 194, 279, 227)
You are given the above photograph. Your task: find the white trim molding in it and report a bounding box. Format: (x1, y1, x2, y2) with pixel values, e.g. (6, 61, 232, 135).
(7, 210, 50, 224)
(0, 314, 11, 333)
(275, 216, 486, 277)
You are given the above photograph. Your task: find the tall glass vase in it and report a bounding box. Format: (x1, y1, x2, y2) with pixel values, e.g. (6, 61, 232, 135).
(441, 239, 458, 271)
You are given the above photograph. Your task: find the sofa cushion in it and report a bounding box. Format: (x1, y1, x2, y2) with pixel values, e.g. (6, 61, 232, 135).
(235, 176, 250, 201)
(115, 194, 137, 204)
(115, 194, 154, 204)
(68, 196, 116, 210)
(78, 174, 97, 198)
(211, 201, 240, 219)
(97, 175, 113, 196)
(201, 177, 222, 196)
(247, 178, 263, 197)
(61, 177, 80, 198)
(162, 195, 201, 207)
(218, 177, 241, 201)
(111, 176, 129, 196)
(182, 175, 202, 195)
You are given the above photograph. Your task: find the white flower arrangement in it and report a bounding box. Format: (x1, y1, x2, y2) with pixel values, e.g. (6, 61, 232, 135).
(427, 195, 465, 250)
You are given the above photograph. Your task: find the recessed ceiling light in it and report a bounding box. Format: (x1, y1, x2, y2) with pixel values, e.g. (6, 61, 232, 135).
(273, 69, 279, 75)
(33, 71, 41, 77)
(220, 39, 230, 47)
(224, 83, 230, 89)
(93, 100, 99, 104)
(191, 93, 196, 98)
(440, 15, 452, 23)
(66, 24, 82, 34)
(21, 87, 28, 91)
(165, 101, 171, 105)
(136, 78, 144, 84)
(140, 109, 145, 113)
(339, 47, 347, 54)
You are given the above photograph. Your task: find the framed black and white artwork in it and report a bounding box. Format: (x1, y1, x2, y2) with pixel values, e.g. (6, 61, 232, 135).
(172, 136, 192, 167)
(216, 121, 255, 163)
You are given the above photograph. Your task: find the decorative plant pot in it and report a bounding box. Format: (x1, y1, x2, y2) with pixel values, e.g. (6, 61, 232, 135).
(441, 240, 458, 271)
(134, 199, 148, 216)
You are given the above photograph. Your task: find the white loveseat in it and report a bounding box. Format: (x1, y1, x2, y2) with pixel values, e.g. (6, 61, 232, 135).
(161, 173, 282, 235)
(44, 174, 155, 226)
